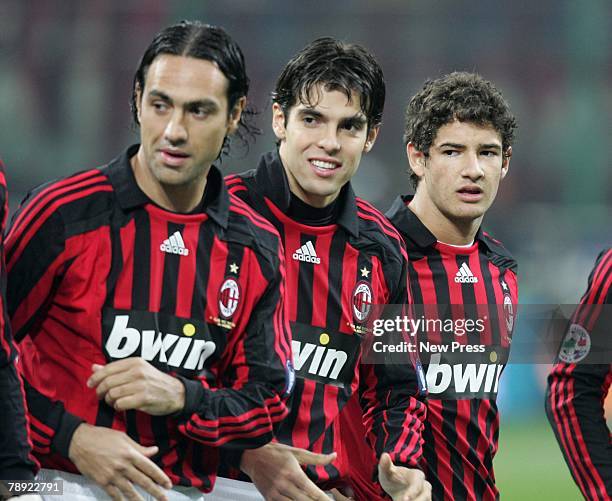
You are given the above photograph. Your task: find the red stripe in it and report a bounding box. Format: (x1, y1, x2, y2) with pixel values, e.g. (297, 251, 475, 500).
(147, 209, 165, 311)
(283, 226, 301, 322)
(175, 222, 200, 317)
(355, 199, 399, 237)
(292, 380, 316, 449)
(7, 184, 113, 271)
(8, 170, 103, 237)
(357, 210, 402, 241)
(7, 171, 106, 243)
(113, 218, 136, 310)
(550, 370, 597, 498)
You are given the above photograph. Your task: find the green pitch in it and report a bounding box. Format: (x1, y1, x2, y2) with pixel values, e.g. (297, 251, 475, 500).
(495, 418, 582, 500)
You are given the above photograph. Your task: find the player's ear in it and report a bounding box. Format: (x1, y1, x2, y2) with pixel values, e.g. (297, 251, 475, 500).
(227, 96, 246, 135)
(363, 126, 379, 153)
(407, 142, 426, 179)
(500, 146, 512, 179)
(272, 103, 287, 141)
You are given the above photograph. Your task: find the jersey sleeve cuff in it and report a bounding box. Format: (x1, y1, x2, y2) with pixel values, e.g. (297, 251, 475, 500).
(51, 412, 85, 458)
(174, 375, 207, 421)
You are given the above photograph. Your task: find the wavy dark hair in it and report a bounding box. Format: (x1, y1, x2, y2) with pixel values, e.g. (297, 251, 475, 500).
(404, 72, 517, 187)
(131, 20, 259, 156)
(272, 37, 385, 130)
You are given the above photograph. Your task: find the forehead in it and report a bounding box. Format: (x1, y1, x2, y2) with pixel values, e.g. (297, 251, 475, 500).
(291, 85, 364, 118)
(143, 54, 229, 105)
(433, 120, 502, 146)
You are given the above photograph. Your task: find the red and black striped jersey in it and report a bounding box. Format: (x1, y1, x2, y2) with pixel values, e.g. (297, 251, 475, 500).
(546, 248, 611, 501)
(225, 151, 426, 490)
(5, 145, 292, 492)
(0, 161, 38, 481)
(343, 195, 518, 501)
(388, 195, 517, 501)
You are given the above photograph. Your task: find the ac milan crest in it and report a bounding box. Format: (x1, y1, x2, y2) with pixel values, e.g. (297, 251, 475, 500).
(352, 281, 372, 323)
(503, 293, 514, 333)
(218, 277, 240, 318)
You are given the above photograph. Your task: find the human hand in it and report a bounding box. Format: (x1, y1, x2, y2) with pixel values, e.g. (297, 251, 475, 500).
(378, 453, 431, 501)
(87, 359, 185, 416)
(240, 442, 336, 500)
(68, 423, 171, 501)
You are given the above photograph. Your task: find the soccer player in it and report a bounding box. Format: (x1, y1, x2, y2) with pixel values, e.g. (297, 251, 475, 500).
(546, 248, 611, 500)
(224, 37, 429, 501)
(5, 21, 292, 500)
(0, 161, 38, 489)
(342, 72, 519, 500)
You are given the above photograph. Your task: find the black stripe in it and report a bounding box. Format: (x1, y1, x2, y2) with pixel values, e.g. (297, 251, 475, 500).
(131, 210, 151, 310)
(307, 382, 326, 450)
(296, 233, 315, 324)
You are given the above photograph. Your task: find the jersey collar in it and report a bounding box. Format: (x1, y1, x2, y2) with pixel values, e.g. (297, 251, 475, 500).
(253, 149, 359, 237)
(386, 194, 486, 250)
(105, 144, 229, 228)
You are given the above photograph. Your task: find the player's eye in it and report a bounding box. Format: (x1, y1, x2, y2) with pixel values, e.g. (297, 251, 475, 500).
(152, 101, 169, 113)
(303, 115, 318, 126)
(481, 150, 498, 157)
(191, 107, 209, 118)
(442, 149, 459, 156)
(341, 121, 364, 133)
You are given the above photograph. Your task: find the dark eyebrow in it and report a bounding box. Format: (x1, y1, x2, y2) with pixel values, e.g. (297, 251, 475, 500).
(480, 143, 502, 151)
(149, 89, 172, 102)
(298, 108, 324, 119)
(341, 115, 368, 128)
(438, 142, 466, 149)
(148, 90, 219, 111)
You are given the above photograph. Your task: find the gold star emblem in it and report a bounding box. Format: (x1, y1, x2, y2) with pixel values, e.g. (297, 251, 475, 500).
(229, 262, 239, 274)
(360, 266, 370, 278)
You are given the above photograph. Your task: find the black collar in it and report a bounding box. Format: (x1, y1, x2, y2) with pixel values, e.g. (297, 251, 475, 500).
(105, 144, 229, 228)
(386, 194, 485, 249)
(253, 149, 359, 237)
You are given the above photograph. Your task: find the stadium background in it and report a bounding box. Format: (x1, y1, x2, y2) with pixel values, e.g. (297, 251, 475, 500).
(1, 1, 610, 499)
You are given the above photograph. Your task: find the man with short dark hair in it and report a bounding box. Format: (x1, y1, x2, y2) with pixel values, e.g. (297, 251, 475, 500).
(224, 37, 430, 501)
(6, 21, 291, 500)
(343, 72, 519, 500)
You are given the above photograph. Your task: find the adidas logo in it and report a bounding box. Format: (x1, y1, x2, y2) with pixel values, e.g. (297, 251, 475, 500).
(160, 231, 189, 256)
(292, 241, 320, 264)
(454, 262, 478, 283)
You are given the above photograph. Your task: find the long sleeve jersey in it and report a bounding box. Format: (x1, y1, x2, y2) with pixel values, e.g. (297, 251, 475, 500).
(0, 160, 38, 481)
(342, 195, 518, 501)
(546, 248, 611, 501)
(224, 151, 426, 490)
(5, 145, 292, 492)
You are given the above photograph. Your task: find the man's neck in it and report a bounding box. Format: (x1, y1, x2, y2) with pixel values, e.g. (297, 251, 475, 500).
(131, 149, 207, 213)
(408, 194, 481, 246)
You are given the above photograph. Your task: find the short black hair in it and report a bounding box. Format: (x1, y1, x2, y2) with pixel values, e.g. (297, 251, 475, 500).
(131, 20, 258, 155)
(272, 37, 385, 130)
(404, 71, 517, 187)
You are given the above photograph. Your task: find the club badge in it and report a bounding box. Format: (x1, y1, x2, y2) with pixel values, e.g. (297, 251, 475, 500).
(352, 281, 372, 323)
(503, 293, 515, 334)
(218, 277, 240, 319)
